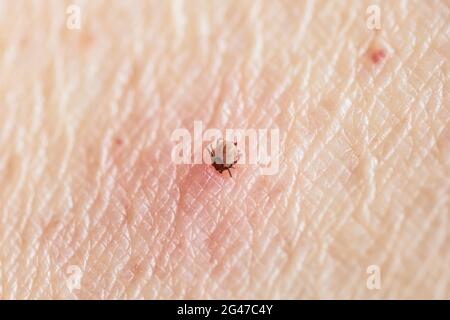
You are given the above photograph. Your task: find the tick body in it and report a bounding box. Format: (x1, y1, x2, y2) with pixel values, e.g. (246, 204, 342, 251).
(208, 139, 240, 177)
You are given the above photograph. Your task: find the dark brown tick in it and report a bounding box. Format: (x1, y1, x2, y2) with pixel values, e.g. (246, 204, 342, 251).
(208, 139, 240, 177)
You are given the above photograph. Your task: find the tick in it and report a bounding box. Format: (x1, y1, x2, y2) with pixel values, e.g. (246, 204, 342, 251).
(207, 139, 240, 177)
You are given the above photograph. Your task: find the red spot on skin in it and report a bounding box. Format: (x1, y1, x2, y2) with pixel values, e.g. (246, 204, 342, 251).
(370, 49, 386, 64)
(80, 32, 94, 49)
(114, 138, 123, 146)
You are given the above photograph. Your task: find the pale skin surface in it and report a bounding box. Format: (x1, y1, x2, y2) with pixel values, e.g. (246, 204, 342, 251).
(0, 0, 448, 299)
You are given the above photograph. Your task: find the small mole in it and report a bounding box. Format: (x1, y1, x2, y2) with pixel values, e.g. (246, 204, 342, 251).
(370, 49, 386, 64)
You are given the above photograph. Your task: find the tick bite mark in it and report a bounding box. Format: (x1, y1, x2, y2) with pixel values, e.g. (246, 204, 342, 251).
(369, 48, 386, 64)
(114, 138, 123, 146)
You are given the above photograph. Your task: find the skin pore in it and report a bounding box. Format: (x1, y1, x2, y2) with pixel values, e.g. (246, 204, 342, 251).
(0, 0, 448, 299)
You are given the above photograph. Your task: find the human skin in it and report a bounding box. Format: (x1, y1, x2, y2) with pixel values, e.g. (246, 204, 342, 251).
(0, 0, 448, 299)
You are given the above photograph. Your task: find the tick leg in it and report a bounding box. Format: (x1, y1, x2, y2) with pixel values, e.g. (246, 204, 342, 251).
(227, 168, 232, 177)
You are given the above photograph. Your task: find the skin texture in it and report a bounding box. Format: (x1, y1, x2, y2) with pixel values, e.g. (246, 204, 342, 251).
(0, 0, 448, 299)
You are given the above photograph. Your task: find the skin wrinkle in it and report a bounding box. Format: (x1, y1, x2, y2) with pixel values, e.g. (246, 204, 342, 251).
(89, 79, 158, 298)
(0, 0, 448, 299)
